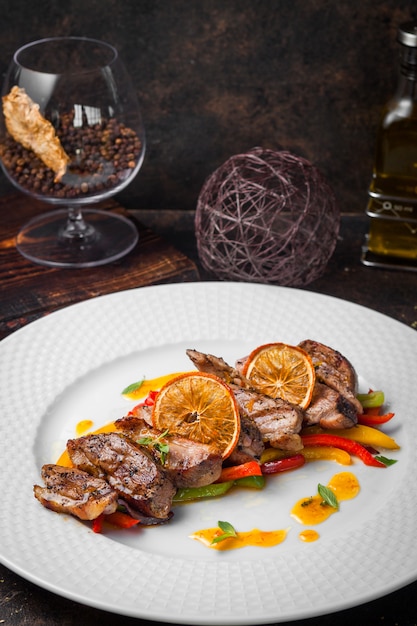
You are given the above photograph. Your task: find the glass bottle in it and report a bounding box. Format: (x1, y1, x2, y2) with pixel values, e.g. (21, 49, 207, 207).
(363, 21, 417, 269)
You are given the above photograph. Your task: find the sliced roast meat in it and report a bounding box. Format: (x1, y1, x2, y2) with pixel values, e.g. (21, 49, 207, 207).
(33, 464, 118, 520)
(303, 381, 358, 429)
(298, 339, 362, 414)
(126, 403, 153, 425)
(115, 414, 223, 488)
(232, 386, 304, 451)
(187, 348, 303, 451)
(186, 348, 251, 389)
(67, 432, 175, 522)
(227, 413, 265, 465)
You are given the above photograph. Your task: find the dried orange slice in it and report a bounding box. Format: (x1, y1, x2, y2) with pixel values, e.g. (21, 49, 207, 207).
(242, 342, 315, 409)
(152, 372, 240, 459)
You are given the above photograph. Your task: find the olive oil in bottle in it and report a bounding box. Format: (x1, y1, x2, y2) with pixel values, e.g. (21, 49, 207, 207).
(363, 21, 417, 268)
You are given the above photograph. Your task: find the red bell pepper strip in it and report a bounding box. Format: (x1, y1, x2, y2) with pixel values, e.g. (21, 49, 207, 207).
(301, 434, 386, 467)
(128, 390, 159, 416)
(362, 405, 383, 416)
(92, 513, 104, 534)
(358, 412, 395, 426)
(216, 460, 262, 483)
(142, 390, 158, 406)
(92, 511, 140, 532)
(261, 453, 306, 475)
(105, 511, 141, 529)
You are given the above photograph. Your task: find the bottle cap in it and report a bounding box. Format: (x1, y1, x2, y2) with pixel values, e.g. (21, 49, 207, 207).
(398, 22, 417, 47)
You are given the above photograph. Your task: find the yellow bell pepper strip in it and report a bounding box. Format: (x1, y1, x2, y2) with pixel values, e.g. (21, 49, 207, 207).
(173, 481, 234, 503)
(300, 434, 386, 467)
(216, 460, 262, 483)
(302, 445, 352, 465)
(261, 453, 306, 474)
(260, 447, 290, 464)
(260, 445, 351, 466)
(301, 424, 400, 450)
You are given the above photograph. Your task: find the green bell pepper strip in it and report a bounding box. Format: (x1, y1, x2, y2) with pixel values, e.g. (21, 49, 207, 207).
(172, 474, 266, 503)
(173, 481, 234, 502)
(357, 390, 385, 408)
(233, 475, 266, 489)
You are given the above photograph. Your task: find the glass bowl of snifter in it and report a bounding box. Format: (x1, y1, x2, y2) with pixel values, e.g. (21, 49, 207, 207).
(0, 36, 145, 267)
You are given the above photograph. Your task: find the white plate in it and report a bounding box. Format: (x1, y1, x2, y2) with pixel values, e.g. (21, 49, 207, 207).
(0, 282, 415, 625)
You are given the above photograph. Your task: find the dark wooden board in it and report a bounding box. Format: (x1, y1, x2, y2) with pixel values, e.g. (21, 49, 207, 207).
(0, 194, 199, 339)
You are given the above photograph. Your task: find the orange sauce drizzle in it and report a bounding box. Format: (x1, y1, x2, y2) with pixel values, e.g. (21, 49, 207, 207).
(291, 471, 360, 526)
(56, 421, 117, 467)
(122, 372, 189, 400)
(75, 419, 94, 436)
(190, 527, 288, 550)
(299, 529, 320, 542)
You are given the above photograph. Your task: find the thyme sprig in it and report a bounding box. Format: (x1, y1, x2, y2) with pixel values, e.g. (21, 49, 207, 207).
(137, 429, 170, 464)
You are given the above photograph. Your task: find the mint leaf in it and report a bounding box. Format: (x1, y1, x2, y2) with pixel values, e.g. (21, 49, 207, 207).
(121, 379, 145, 395)
(375, 455, 398, 467)
(211, 520, 237, 544)
(318, 484, 339, 509)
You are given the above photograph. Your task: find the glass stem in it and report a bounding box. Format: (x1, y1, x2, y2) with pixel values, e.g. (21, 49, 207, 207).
(60, 206, 96, 242)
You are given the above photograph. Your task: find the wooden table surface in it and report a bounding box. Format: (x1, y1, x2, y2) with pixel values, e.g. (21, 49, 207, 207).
(1, 196, 417, 626)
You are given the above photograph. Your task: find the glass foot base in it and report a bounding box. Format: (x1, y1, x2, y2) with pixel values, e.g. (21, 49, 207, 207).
(16, 208, 139, 268)
(361, 238, 417, 272)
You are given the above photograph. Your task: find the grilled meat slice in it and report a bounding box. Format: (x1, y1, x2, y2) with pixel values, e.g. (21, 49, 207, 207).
(187, 348, 251, 388)
(33, 464, 118, 520)
(187, 348, 303, 451)
(232, 386, 303, 451)
(67, 432, 175, 522)
(227, 413, 265, 465)
(115, 415, 223, 488)
(303, 382, 358, 429)
(127, 403, 153, 425)
(298, 339, 362, 415)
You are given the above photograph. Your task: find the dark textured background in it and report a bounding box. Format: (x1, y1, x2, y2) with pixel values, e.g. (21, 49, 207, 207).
(1, 0, 416, 215)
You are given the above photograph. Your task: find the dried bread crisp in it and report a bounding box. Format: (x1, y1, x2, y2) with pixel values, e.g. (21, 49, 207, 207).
(2, 86, 70, 181)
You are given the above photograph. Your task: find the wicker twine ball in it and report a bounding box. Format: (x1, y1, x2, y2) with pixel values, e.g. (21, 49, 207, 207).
(195, 147, 340, 287)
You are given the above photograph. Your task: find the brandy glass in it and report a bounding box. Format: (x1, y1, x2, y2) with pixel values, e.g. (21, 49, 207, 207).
(0, 37, 145, 267)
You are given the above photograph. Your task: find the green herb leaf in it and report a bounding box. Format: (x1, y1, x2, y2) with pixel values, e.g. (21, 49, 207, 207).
(211, 520, 237, 544)
(318, 484, 339, 509)
(121, 379, 145, 395)
(375, 455, 398, 466)
(157, 440, 170, 465)
(137, 435, 153, 446)
(137, 429, 170, 464)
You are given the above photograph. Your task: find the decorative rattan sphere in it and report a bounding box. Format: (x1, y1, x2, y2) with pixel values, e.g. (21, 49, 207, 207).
(195, 147, 340, 287)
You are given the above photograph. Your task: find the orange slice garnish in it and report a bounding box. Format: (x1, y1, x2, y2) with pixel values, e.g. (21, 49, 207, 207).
(242, 342, 315, 409)
(152, 372, 240, 459)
